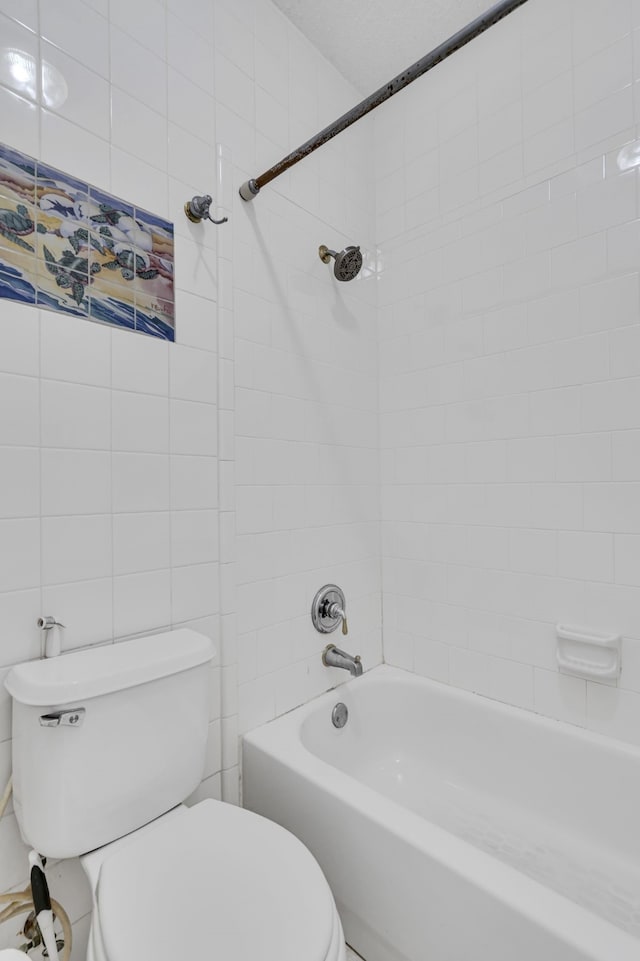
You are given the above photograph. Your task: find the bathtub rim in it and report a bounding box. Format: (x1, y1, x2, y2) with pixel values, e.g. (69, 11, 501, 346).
(242, 664, 640, 961)
(260, 664, 640, 759)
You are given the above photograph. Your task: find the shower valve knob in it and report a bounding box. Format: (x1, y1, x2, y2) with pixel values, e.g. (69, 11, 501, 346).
(312, 585, 348, 635)
(326, 602, 348, 636)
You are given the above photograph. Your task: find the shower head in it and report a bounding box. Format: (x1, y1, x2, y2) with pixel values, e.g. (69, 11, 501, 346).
(318, 244, 363, 282)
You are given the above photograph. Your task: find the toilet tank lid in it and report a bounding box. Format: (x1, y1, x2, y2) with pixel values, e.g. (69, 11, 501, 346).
(5, 629, 214, 706)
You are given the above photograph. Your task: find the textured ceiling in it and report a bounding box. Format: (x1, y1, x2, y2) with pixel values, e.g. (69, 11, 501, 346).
(273, 0, 493, 94)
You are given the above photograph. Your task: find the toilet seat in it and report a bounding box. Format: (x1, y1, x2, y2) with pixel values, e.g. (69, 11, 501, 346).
(92, 799, 343, 961)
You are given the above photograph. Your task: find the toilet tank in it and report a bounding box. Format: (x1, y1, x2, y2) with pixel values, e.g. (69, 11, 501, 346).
(5, 629, 214, 859)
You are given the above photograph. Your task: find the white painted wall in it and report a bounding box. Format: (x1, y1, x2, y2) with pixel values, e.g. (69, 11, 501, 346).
(377, 0, 640, 744)
(270, 0, 490, 93)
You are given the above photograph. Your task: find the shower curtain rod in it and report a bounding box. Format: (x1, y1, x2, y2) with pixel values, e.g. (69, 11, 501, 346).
(239, 0, 529, 202)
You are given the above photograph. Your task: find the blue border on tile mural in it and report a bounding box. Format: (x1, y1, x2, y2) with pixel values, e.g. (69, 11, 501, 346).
(0, 143, 37, 181)
(0, 142, 175, 341)
(135, 208, 174, 236)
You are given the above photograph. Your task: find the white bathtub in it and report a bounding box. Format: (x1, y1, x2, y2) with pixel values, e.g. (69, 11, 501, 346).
(243, 665, 640, 961)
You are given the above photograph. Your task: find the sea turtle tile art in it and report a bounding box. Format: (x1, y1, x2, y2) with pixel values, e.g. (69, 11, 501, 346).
(0, 142, 175, 340)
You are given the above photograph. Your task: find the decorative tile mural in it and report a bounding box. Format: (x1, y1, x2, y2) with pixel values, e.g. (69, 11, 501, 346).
(0, 143, 175, 341)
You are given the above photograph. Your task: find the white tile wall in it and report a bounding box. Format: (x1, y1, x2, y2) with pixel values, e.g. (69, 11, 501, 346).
(378, 0, 640, 748)
(0, 0, 222, 952)
(0, 0, 383, 952)
(218, 0, 382, 759)
(3, 0, 637, 952)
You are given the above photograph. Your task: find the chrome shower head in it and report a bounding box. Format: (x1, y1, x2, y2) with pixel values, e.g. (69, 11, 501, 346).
(319, 244, 363, 282)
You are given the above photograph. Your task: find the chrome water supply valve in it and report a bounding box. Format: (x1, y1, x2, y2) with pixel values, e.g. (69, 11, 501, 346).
(37, 615, 65, 659)
(184, 194, 228, 225)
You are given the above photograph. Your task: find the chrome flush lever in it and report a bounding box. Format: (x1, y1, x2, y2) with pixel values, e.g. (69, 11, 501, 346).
(39, 708, 85, 728)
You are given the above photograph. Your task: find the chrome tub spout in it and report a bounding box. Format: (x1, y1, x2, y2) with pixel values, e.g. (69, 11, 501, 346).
(322, 644, 363, 677)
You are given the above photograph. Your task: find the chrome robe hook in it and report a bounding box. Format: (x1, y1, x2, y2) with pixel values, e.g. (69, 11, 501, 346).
(184, 194, 228, 225)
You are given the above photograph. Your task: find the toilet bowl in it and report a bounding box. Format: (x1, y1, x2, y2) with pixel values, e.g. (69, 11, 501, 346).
(5, 630, 346, 961)
(82, 800, 346, 961)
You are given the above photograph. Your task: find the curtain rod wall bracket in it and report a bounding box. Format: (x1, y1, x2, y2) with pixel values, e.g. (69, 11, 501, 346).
(239, 179, 260, 202)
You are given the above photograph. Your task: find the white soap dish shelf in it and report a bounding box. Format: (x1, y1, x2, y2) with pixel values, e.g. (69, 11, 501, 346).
(556, 624, 621, 680)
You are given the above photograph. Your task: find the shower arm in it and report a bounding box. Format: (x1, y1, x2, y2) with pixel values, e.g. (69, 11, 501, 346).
(239, 0, 529, 201)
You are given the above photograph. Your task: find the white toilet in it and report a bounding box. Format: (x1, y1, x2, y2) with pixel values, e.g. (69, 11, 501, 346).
(5, 629, 346, 961)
